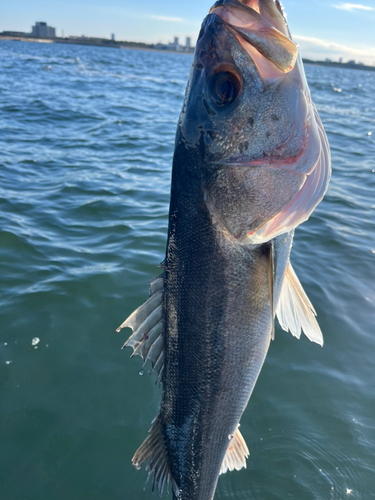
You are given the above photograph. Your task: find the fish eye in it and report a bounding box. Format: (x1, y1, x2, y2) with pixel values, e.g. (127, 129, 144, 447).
(209, 71, 241, 107)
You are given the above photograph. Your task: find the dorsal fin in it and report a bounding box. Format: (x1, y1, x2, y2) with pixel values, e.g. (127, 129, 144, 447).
(220, 425, 250, 475)
(117, 274, 165, 379)
(276, 263, 323, 346)
(132, 415, 179, 498)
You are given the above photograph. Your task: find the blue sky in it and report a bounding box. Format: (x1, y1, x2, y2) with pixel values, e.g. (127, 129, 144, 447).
(1, 0, 375, 64)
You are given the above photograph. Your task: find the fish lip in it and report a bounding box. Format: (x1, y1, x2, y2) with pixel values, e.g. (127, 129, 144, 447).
(210, 0, 259, 15)
(211, 0, 287, 31)
(211, 118, 309, 172)
(210, 0, 297, 75)
(214, 137, 306, 171)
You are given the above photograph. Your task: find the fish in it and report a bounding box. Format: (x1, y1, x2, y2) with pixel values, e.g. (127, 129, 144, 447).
(117, 1, 331, 499)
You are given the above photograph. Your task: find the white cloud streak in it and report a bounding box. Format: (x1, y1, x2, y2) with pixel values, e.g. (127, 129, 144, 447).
(150, 15, 184, 22)
(333, 3, 373, 11)
(295, 35, 373, 55)
(294, 34, 375, 64)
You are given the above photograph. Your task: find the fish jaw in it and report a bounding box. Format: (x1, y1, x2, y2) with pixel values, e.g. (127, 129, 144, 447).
(210, 1, 298, 73)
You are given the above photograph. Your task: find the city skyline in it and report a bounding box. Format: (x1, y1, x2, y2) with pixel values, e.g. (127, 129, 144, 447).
(1, 0, 375, 64)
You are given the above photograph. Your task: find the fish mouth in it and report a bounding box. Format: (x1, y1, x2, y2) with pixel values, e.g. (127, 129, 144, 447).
(209, 0, 298, 78)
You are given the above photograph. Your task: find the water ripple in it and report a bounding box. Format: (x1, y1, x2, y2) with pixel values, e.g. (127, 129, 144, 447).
(1, 41, 375, 500)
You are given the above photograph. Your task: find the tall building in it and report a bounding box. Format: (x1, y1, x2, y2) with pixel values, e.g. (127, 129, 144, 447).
(111, 34, 115, 41)
(174, 37, 179, 46)
(31, 22, 56, 39)
(185, 37, 191, 48)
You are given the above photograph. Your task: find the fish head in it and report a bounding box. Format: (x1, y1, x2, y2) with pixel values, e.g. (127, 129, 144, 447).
(178, 0, 330, 244)
(180, 2, 299, 159)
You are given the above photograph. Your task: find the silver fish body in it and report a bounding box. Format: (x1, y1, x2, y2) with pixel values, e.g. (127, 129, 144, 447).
(162, 186, 294, 499)
(118, 1, 330, 499)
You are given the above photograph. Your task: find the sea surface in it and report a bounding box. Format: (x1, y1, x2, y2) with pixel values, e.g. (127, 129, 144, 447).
(0, 40, 374, 500)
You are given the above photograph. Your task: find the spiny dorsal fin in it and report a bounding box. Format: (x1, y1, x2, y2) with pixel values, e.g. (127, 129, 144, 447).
(276, 263, 323, 346)
(132, 415, 179, 498)
(117, 274, 165, 379)
(220, 425, 250, 475)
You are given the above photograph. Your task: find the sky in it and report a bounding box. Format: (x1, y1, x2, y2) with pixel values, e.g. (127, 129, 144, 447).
(1, 0, 375, 64)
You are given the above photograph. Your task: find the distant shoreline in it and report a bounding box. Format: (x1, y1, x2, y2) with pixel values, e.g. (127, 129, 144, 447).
(0, 34, 193, 55)
(303, 58, 375, 73)
(1, 34, 375, 71)
(119, 46, 193, 55)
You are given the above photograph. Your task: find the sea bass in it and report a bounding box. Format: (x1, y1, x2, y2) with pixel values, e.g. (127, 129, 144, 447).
(117, 1, 330, 499)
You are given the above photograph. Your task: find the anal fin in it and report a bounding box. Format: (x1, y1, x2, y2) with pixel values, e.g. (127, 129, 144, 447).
(220, 425, 250, 475)
(276, 263, 323, 346)
(117, 274, 165, 378)
(132, 415, 179, 498)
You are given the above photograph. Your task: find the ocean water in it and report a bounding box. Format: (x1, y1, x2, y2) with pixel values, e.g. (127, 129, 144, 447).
(0, 40, 374, 500)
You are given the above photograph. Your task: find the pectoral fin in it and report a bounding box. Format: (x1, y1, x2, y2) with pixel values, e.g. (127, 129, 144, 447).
(276, 263, 323, 346)
(117, 274, 165, 379)
(220, 425, 250, 474)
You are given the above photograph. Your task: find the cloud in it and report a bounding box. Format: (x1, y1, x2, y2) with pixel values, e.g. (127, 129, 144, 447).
(294, 34, 375, 64)
(333, 3, 373, 11)
(150, 15, 184, 22)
